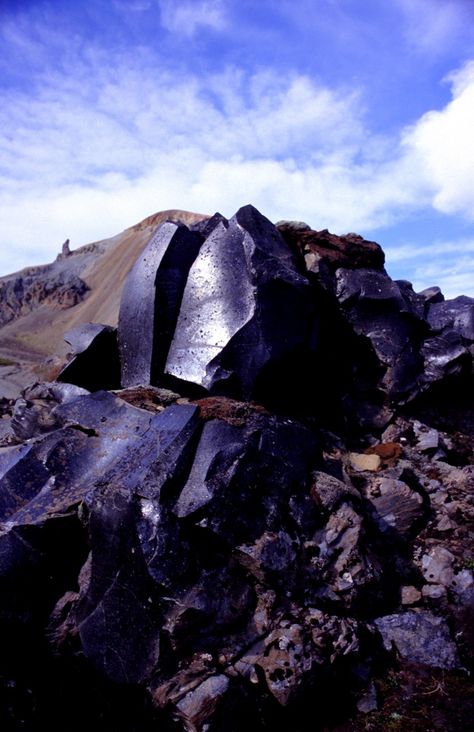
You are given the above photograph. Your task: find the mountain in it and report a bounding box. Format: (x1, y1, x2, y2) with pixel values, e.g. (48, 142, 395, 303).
(0, 209, 207, 397)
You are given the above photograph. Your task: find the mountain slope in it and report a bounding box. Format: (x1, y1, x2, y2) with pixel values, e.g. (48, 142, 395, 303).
(0, 209, 207, 395)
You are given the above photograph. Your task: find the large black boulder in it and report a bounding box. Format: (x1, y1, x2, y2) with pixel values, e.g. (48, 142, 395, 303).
(2, 204, 473, 730)
(58, 323, 120, 392)
(118, 222, 204, 387)
(164, 205, 318, 401)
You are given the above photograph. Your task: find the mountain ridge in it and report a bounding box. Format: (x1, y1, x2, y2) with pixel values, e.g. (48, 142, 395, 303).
(0, 209, 208, 396)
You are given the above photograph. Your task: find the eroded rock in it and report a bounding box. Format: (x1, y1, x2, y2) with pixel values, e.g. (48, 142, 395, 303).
(374, 611, 461, 669)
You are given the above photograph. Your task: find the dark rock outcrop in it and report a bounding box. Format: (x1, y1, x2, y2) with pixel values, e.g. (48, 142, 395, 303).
(57, 323, 120, 392)
(0, 204, 473, 731)
(164, 206, 317, 401)
(118, 222, 204, 387)
(277, 222, 385, 272)
(0, 268, 89, 327)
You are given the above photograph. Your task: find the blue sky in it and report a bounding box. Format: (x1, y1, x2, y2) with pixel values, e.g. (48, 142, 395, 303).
(1, 0, 474, 297)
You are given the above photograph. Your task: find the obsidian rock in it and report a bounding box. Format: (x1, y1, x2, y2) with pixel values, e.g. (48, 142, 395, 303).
(58, 323, 120, 392)
(118, 222, 204, 387)
(164, 205, 318, 401)
(2, 204, 473, 730)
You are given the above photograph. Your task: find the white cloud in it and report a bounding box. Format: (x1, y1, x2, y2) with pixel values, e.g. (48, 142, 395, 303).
(411, 254, 474, 299)
(0, 24, 474, 300)
(401, 61, 474, 220)
(385, 237, 474, 263)
(396, 0, 473, 54)
(158, 0, 226, 36)
(384, 237, 474, 297)
(0, 56, 404, 274)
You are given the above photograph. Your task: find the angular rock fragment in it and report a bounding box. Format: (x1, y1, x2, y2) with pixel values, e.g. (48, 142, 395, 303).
(418, 285, 444, 305)
(58, 323, 120, 391)
(118, 222, 204, 387)
(174, 419, 246, 519)
(334, 268, 425, 405)
(233, 610, 362, 706)
(396, 279, 426, 319)
(314, 501, 383, 608)
(235, 530, 297, 582)
(175, 674, 230, 731)
(75, 492, 163, 685)
(349, 453, 381, 472)
(165, 205, 317, 401)
(335, 269, 405, 306)
(277, 223, 385, 271)
(310, 471, 360, 512)
(419, 296, 474, 392)
(374, 611, 461, 669)
(421, 330, 470, 386)
(364, 477, 426, 538)
(426, 295, 474, 340)
(364, 442, 403, 467)
(401, 585, 421, 605)
(11, 381, 88, 440)
(421, 546, 455, 587)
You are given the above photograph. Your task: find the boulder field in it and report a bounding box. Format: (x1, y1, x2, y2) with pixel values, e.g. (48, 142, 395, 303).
(0, 206, 473, 731)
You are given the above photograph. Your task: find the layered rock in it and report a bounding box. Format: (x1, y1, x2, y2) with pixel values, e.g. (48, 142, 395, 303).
(0, 268, 89, 327)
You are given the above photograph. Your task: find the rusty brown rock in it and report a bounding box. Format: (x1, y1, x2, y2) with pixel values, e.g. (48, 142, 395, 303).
(276, 223, 385, 272)
(364, 442, 403, 467)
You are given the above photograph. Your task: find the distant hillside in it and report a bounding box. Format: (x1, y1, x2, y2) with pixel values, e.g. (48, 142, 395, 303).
(0, 209, 208, 397)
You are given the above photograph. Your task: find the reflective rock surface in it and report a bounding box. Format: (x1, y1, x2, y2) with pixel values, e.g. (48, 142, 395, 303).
(1, 206, 473, 730)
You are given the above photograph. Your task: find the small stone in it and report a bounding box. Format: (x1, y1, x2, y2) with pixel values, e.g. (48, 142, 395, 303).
(364, 442, 402, 466)
(310, 471, 359, 511)
(374, 610, 460, 669)
(349, 453, 381, 472)
(366, 478, 424, 537)
(452, 569, 474, 594)
(414, 422, 439, 452)
(176, 675, 230, 730)
(421, 546, 455, 586)
(356, 681, 378, 713)
(436, 515, 456, 532)
(401, 585, 421, 605)
(422, 584, 447, 600)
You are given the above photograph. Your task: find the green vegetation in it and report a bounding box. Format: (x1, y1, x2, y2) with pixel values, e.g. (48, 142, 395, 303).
(0, 356, 16, 366)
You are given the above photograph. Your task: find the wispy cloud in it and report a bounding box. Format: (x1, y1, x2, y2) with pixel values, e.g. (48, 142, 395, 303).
(0, 50, 404, 273)
(384, 237, 474, 298)
(396, 0, 474, 55)
(385, 237, 474, 263)
(401, 61, 474, 220)
(411, 254, 474, 299)
(0, 8, 474, 299)
(158, 0, 227, 36)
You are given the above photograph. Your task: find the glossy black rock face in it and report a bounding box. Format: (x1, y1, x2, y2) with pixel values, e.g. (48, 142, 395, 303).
(421, 295, 474, 390)
(2, 205, 473, 731)
(118, 222, 204, 387)
(58, 323, 120, 392)
(61, 204, 473, 425)
(164, 205, 317, 400)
